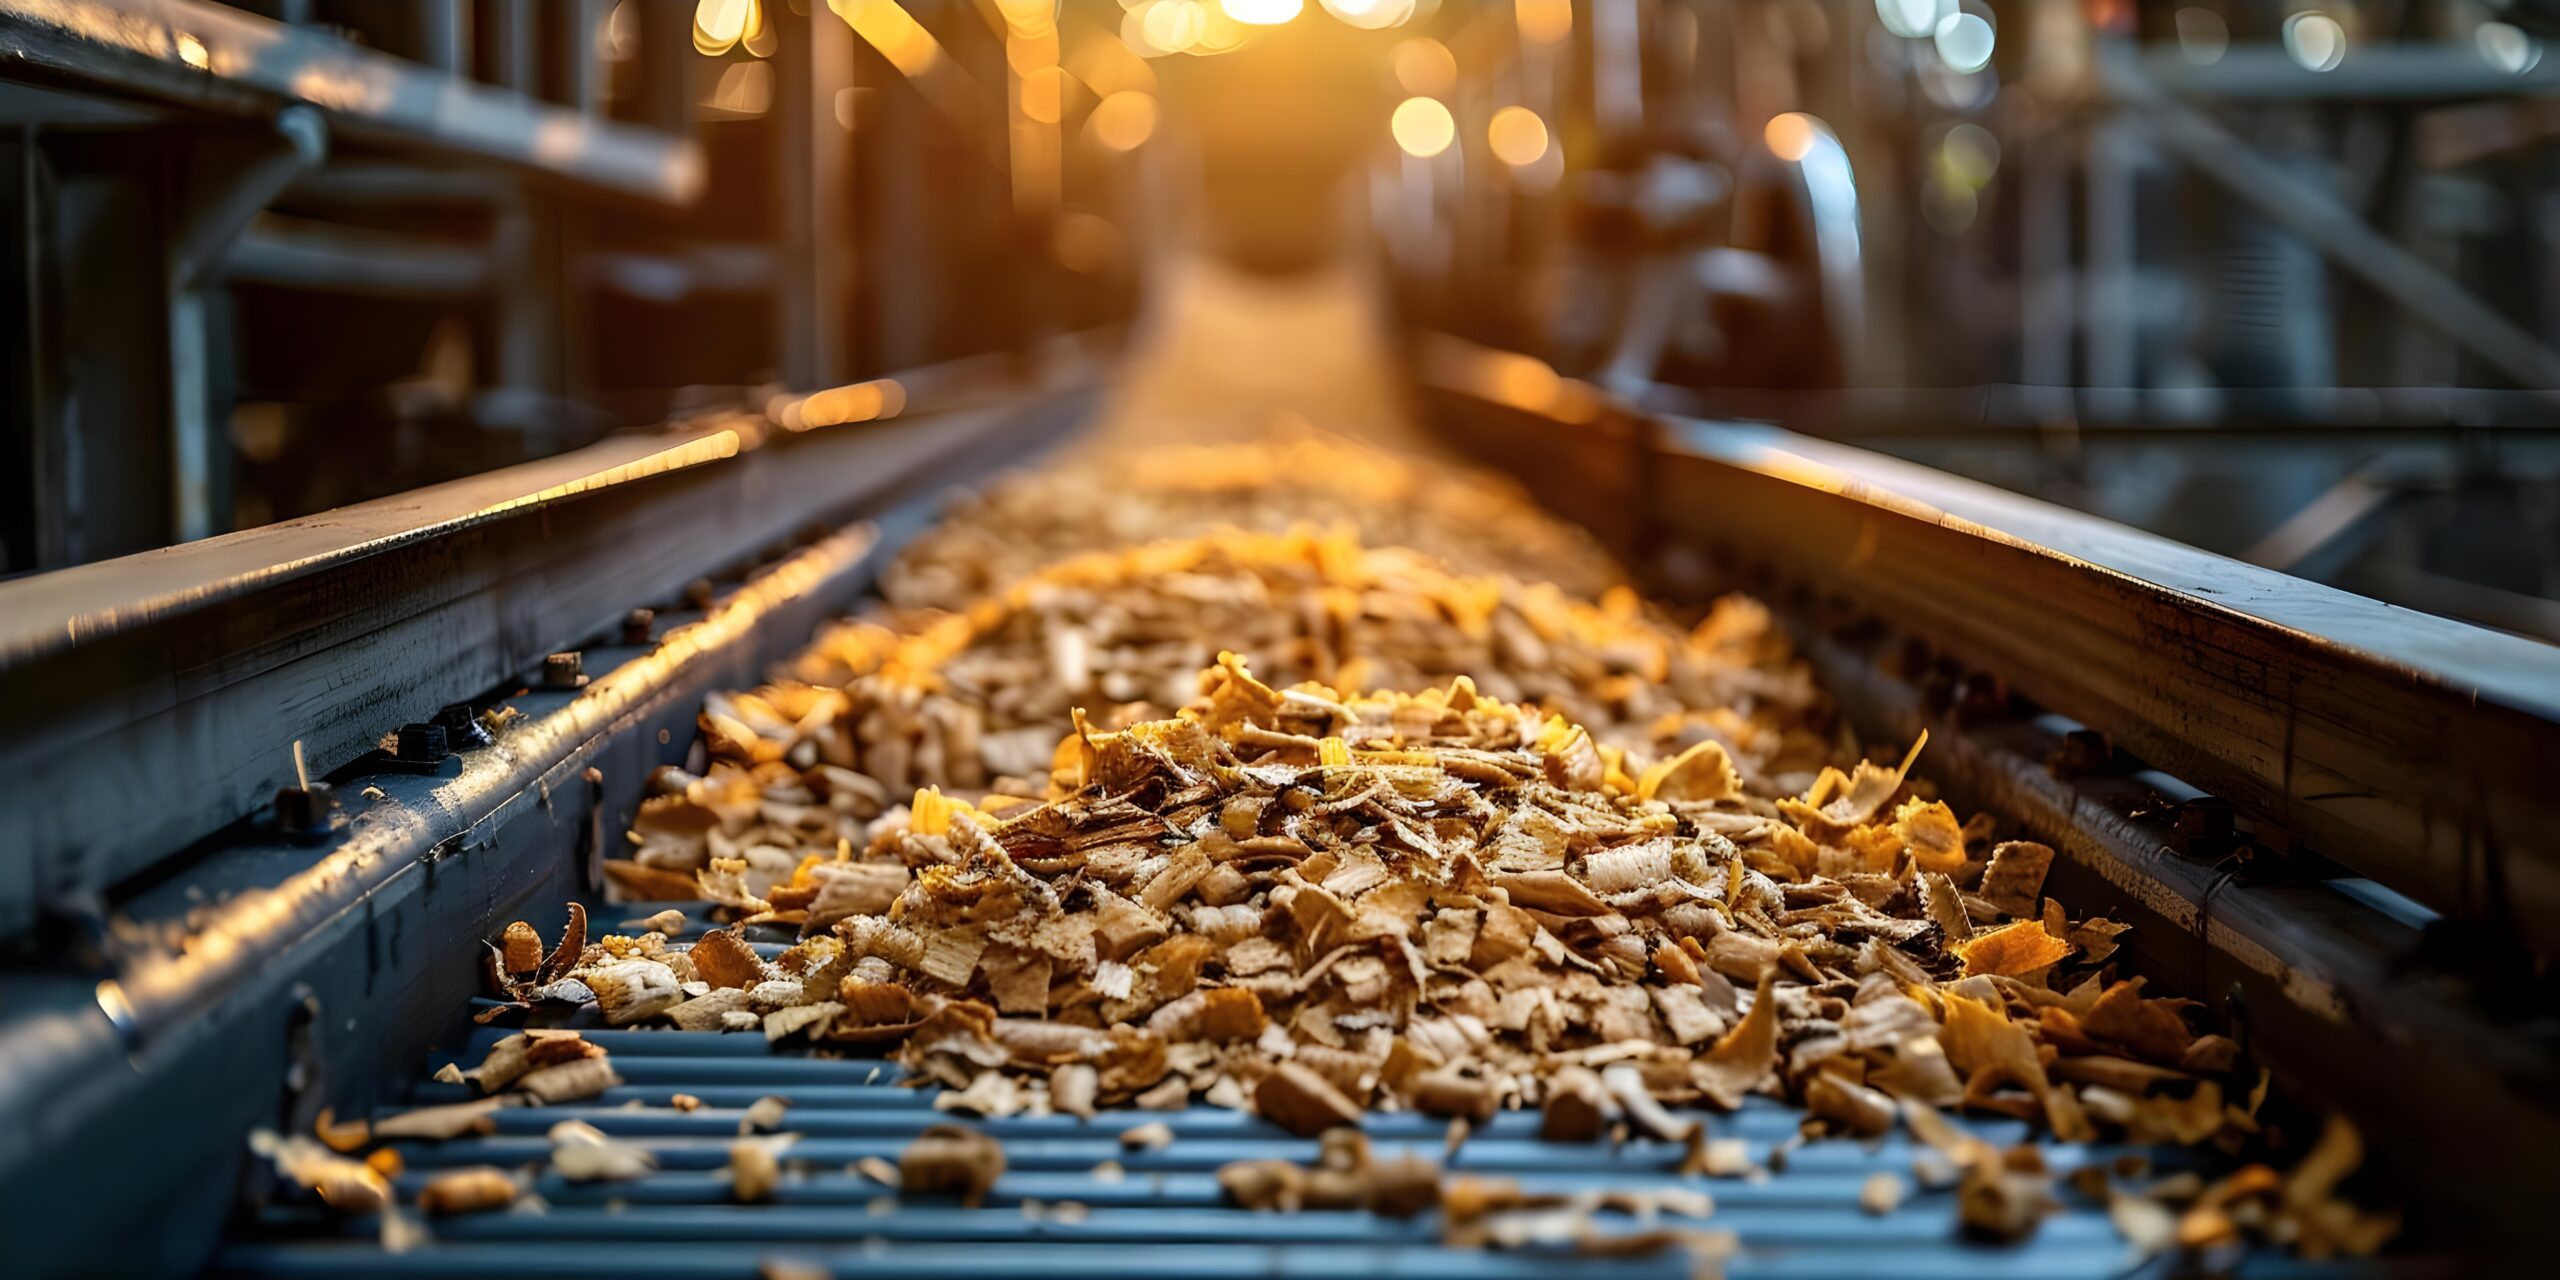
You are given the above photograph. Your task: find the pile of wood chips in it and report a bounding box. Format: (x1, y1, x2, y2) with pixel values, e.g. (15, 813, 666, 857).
(879, 430, 1624, 610)
(604, 526, 1823, 908)
(532, 435, 2393, 1262)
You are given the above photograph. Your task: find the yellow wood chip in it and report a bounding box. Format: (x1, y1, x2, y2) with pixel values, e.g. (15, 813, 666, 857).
(1955, 919, 2074, 978)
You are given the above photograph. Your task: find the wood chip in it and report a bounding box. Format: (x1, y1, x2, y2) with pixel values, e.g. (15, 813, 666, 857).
(1254, 1062, 1365, 1137)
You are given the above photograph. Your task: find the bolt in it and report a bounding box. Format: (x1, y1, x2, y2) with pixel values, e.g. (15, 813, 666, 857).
(432, 702, 491, 750)
(621, 608, 657, 645)
(542, 651, 587, 690)
(1952, 673, 2009, 726)
(2169, 795, 2242, 857)
(2050, 728, 2113, 777)
(684, 577, 716, 611)
(272, 781, 338, 840)
(393, 722, 450, 764)
(2173, 796, 2234, 842)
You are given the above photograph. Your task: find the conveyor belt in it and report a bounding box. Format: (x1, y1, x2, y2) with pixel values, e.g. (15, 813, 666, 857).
(205, 934, 2343, 1280)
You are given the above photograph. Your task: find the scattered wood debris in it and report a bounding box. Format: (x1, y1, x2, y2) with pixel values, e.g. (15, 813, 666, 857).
(739, 1095, 790, 1135)
(878, 428, 1625, 612)
(475, 429, 2392, 1262)
(899, 1124, 1006, 1207)
(249, 1130, 391, 1215)
(1117, 1121, 1175, 1152)
(730, 1140, 781, 1203)
(565, 655, 2196, 1164)
(418, 1167, 518, 1216)
(548, 1119, 656, 1183)
(1859, 1171, 1906, 1216)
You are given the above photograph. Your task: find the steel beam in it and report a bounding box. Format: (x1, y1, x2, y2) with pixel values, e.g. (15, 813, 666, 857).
(1421, 338, 2560, 959)
(0, 0, 701, 204)
(221, 212, 491, 297)
(1422, 358, 2560, 1248)
(2103, 50, 2560, 394)
(0, 525, 892, 1276)
(0, 367, 1095, 941)
(2132, 43, 2560, 103)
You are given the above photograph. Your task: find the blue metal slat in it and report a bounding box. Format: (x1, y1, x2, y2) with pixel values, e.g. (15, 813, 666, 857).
(211, 941, 2353, 1280)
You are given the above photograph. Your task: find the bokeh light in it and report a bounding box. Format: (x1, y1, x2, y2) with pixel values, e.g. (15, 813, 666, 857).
(2174, 7, 2228, 65)
(1324, 0, 1418, 30)
(1488, 106, 1549, 168)
(2478, 22, 2540, 75)
(693, 0, 761, 56)
(1875, 0, 1937, 40)
(2283, 12, 2345, 73)
(1764, 111, 1818, 162)
(1392, 96, 1456, 158)
(1932, 12, 1995, 74)
(1515, 0, 1572, 47)
(1020, 65, 1069, 124)
(1090, 90, 1159, 150)
(1222, 0, 1301, 24)
(1392, 39, 1456, 97)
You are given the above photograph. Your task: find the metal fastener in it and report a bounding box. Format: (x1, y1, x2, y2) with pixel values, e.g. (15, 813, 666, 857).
(2173, 796, 2234, 842)
(393, 723, 449, 764)
(542, 651, 588, 690)
(622, 608, 657, 645)
(272, 782, 338, 841)
(1951, 673, 2010, 726)
(2050, 727, 2113, 777)
(2170, 796, 2240, 857)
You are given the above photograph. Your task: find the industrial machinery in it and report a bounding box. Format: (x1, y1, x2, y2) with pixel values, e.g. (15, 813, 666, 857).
(0, 1, 2556, 1277)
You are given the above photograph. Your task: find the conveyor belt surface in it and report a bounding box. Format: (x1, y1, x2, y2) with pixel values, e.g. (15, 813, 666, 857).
(206, 935, 2347, 1280)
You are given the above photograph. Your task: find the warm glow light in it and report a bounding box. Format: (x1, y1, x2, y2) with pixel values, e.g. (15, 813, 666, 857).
(995, 0, 1054, 38)
(1052, 211, 1122, 273)
(833, 0, 944, 77)
(1021, 65, 1068, 123)
(1391, 95, 1455, 158)
(694, 0, 760, 56)
(1764, 111, 1819, 161)
(1487, 105, 1548, 167)
(1070, 34, 1157, 96)
(1322, 0, 1415, 29)
(793, 379, 906, 430)
(1222, 0, 1301, 24)
(1391, 38, 1455, 96)
(704, 60, 774, 115)
(1486, 350, 1563, 411)
(1090, 89, 1159, 150)
(1515, 0, 1572, 46)
(175, 31, 211, 70)
(1195, 7, 1250, 51)
(1140, 0, 1209, 55)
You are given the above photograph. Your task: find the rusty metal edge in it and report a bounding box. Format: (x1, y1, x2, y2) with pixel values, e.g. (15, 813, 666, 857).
(0, 375, 1095, 942)
(0, 524, 873, 1273)
(1410, 336, 2560, 959)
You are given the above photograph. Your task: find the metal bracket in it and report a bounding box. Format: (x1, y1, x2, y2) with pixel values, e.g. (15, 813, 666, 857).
(2102, 47, 2560, 395)
(171, 104, 325, 288)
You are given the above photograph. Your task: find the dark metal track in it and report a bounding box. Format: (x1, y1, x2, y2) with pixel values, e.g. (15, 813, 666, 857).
(205, 950, 2239, 1280)
(0, 359, 1091, 942)
(0, 374, 1090, 1273)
